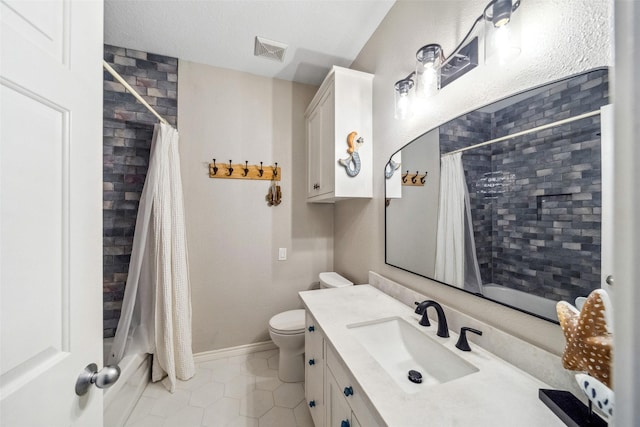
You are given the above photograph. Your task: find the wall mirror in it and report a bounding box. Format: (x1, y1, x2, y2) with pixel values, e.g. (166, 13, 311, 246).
(385, 68, 610, 323)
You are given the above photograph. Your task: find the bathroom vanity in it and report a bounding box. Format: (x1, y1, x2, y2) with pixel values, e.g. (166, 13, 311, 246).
(300, 284, 565, 426)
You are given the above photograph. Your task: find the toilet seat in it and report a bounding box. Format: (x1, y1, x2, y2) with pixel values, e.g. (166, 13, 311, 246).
(269, 309, 305, 335)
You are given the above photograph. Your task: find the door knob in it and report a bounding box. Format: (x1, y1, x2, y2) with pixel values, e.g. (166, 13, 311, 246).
(75, 363, 121, 396)
(605, 275, 614, 286)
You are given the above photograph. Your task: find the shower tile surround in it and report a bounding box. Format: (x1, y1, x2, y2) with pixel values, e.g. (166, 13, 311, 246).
(103, 45, 178, 337)
(439, 70, 608, 303)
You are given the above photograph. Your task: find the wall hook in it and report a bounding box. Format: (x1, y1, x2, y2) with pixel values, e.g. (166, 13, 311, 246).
(402, 170, 409, 183)
(411, 171, 419, 184)
(421, 172, 428, 184)
(243, 160, 249, 177)
(227, 160, 234, 176)
(258, 162, 264, 177)
(273, 162, 278, 177)
(212, 159, 218, 176)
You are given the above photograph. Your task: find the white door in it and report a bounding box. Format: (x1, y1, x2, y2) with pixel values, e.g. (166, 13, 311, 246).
(1, 1, 104, 426)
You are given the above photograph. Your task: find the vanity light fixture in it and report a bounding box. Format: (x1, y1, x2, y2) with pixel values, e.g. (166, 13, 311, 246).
(415, 44, 443, 98)
(394, 76, 415, 120)
(484, 0, 522, 64)
(393, 0, 523, 119)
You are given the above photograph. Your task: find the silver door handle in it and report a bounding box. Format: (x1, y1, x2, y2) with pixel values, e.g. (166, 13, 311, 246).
(75, 363, 121, 396)
(605, 275, 614, 286)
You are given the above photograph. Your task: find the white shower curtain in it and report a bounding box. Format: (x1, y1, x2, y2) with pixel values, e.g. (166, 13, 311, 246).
(434, 152, 482, 293)
(108, 123, 195, 392)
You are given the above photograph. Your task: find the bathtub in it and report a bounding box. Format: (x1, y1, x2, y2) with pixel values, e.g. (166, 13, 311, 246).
(103, 338, 151, 427)
(481, 284, 559, 321)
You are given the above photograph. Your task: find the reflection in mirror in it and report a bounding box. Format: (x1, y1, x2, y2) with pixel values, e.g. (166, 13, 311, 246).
(385, 69, 610, 322)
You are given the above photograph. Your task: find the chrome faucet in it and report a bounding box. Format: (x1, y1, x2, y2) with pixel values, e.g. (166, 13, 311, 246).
(414, 300, 450, 338)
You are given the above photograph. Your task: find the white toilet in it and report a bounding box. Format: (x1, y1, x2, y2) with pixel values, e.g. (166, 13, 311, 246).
(268, 272, 353, 382)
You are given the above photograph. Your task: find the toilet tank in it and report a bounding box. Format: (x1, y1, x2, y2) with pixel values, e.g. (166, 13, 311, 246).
(319, 272, 353, 289)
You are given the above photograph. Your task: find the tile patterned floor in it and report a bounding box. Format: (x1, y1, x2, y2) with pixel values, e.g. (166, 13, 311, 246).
(124, 350, 314, 427)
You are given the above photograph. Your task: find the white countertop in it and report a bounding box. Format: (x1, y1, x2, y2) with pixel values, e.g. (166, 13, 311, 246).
(299, 285, 564, 427)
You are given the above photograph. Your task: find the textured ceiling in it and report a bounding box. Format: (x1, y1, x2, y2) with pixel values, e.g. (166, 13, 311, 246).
(104, 0, 395, 86)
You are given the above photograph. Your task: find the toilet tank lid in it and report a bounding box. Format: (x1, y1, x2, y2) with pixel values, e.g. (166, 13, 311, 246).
(269, 309, 305, 332)
(319, 272, 353, 288)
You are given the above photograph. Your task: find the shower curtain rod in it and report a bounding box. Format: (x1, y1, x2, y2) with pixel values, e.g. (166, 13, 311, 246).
(102, 60, 169, 125)
(443, 109, 601, 156)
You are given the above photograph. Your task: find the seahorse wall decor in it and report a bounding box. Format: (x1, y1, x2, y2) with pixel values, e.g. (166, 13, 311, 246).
(338, 131, 364, 177)
(556, 289, 613, 388)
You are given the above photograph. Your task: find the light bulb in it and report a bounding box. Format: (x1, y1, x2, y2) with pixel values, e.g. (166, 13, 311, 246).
(418, 65, 437, 95)
(398, 93, 410, 116)
(495, 26, 510, 64)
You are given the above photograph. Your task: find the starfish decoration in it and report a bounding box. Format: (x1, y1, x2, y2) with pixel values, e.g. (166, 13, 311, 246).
(556, 289, 613, 388)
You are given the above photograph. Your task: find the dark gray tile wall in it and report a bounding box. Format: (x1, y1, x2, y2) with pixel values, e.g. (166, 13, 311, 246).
(440, 69, 608, 303)
(103, 45, 178, 338)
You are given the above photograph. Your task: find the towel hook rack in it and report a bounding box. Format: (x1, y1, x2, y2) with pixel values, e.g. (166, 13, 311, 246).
(208, 159, 281, 181)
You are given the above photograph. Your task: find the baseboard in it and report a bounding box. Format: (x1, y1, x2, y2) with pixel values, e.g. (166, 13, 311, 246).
(194, 340, 277, 363)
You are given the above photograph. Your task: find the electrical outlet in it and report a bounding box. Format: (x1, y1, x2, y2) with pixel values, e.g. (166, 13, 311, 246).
(278, 248, 287, 261)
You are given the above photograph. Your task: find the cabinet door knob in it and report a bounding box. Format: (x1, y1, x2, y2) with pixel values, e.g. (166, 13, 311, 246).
(308, 325, 315, 332)
(341, 420, 350, 427)
(308, 358, 315, 366)
(309, 400, 316, 408)
(343, 386, 353, 397)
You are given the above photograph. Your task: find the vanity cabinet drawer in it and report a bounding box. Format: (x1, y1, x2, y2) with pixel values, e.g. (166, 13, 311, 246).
(305, 312, 324, 360)
(326, 345, 382, 427)
(305, 312, 324, 427)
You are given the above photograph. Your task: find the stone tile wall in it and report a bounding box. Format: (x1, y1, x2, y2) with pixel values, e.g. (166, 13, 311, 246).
(440, 69, 608, 303)
(103, 45, 178, 338)
(488, 69, 608, 302)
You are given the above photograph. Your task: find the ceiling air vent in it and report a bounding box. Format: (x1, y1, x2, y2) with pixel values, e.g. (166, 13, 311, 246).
(254, 36, 288, 63)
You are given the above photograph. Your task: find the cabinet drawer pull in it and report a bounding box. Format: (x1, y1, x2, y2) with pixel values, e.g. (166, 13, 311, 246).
(309, 400, 316, 408)
(343, 386, 353, 397)
(308, 325, 315, 332)
(308, 358, 315, 366)
(341, 420, 350, 427)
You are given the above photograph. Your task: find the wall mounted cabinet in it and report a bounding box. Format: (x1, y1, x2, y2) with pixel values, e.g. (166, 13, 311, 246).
(305, 66, 373, 203)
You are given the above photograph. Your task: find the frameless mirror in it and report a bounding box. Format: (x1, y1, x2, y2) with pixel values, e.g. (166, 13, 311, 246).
(385, 68, 610, 322)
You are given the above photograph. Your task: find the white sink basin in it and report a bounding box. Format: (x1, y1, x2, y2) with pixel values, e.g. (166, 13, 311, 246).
(347, 317, 478, 393)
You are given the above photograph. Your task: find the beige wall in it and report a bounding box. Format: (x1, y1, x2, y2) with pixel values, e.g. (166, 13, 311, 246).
(178, 61, 333, 353)
(335, 0, 613, 355)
